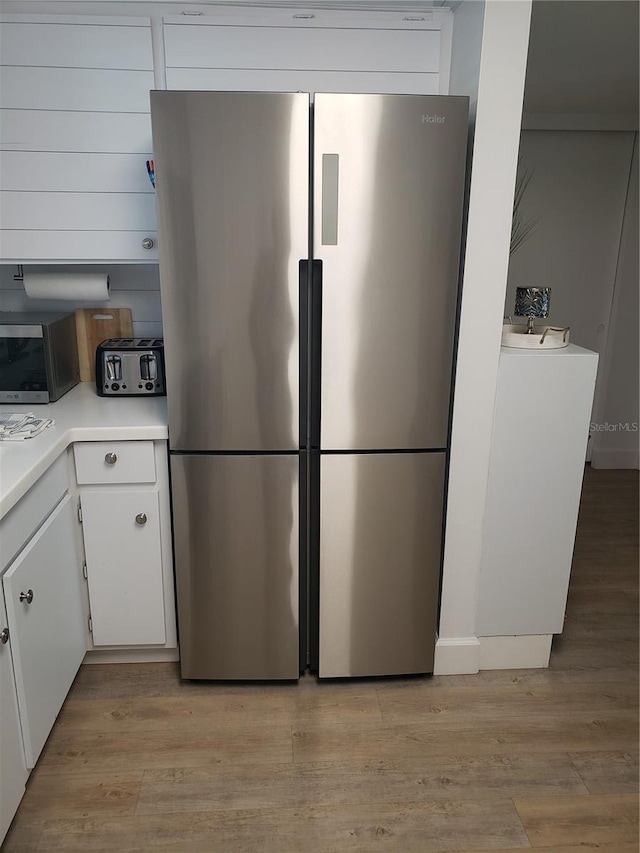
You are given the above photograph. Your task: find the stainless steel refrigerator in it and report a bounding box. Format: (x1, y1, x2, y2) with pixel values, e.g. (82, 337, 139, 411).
(150, 91, 468, 680)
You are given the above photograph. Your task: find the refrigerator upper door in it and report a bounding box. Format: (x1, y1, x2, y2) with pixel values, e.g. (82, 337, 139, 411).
(151, 91, 308, 452)
(313, 94, 468, 451)
(171, 453, 299, 679)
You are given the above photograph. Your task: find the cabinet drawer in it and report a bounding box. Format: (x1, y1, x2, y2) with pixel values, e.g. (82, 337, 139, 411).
(0, 452, 68, 572)
(74, 441, 156, 485)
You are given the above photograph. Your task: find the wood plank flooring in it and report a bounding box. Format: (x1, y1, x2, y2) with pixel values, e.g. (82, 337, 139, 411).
(3, 466, 638, 852)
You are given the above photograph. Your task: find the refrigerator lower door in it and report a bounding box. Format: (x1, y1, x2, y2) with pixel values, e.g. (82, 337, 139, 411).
(318, 452, 445, 678)
(170, 454, 299, 680)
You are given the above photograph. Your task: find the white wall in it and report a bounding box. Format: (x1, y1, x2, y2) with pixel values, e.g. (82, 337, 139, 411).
(0, 265, 162, 338)
(505, 130, 635, 466)
(506, 131, 634, 339)
(512, 1, 639, 471)
(448, 0, 485, 121)
(447, 0, 484, 230)
(522, 0, 638, 132)
(434, 0, 533, 676)
(591, 136, 639, 469)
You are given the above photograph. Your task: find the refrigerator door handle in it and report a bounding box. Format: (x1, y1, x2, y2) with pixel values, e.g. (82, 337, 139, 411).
(321, 154, 339, 245)
(299, 259, 309, 448)
(310, 260, 323, 450)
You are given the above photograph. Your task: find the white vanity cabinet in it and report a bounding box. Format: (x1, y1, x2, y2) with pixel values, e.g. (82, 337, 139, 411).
(0, 583, 28, 844)
(73, 440, 177, 654)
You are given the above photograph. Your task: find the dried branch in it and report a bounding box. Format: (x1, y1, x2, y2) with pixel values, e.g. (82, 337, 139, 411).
(510, 158, 539, 256)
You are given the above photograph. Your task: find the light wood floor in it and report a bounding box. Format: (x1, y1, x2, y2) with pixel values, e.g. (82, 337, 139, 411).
(4, 467, 638, 852)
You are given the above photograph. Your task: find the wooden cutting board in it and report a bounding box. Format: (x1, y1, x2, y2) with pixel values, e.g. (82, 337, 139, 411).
(75, 308, 133, 382)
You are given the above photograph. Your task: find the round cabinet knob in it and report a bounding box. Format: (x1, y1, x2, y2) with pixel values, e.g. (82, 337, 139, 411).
(105, 452, 117, 465)
(0, 627, 9, 644)
(135, 513, 148, 526)
(142, 237, 154, 250)
(19, 589, 34, 605)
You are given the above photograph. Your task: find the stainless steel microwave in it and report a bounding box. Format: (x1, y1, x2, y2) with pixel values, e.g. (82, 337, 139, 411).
(0, 312, 80, 403)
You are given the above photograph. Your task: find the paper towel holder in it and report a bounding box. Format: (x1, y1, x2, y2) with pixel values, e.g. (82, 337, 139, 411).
(23, 271, 110, 302)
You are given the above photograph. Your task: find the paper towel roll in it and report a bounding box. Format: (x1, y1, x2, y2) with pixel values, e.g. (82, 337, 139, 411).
(23, 272, 110, 302)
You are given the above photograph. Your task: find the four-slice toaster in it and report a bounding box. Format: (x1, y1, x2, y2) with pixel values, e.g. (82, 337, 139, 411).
(96, 338, 166, 397)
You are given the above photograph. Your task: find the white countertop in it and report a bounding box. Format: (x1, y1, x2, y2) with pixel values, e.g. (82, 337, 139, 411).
(500, 343, 598, 358)
(0, 383, 168, 519)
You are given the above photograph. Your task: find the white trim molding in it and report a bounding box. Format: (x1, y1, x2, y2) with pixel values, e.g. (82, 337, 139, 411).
(479, 635, 552, 670)
(438, 0, 532, 648)
(434, 634, 554, 674)
(433, 636, 481, 675)
(84, 647, 179, 664)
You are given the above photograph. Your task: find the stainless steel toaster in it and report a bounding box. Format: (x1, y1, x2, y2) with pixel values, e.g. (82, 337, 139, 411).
(96, 338, 166, 397)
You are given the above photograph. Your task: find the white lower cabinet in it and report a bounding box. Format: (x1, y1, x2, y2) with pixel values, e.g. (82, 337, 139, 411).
(0, 433, 175, 841)
(80, 489, 166, 646)
(74, 440, 176, 654)
(3, 496, 86, 768)
(0, 584, 28, 844)
(476, 345, 599, 669)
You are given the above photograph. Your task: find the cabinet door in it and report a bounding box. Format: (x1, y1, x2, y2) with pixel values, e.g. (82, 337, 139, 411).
(81, 489, 166, 646)
(477, 348, 599, 637)
(0, 16, 156, 263)
(163, 17, 443, 95)
(3, 496, 85, 768)
(0, 585, 28, 844)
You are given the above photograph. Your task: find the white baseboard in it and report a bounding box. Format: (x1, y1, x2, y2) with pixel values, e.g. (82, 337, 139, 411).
(479, 635, 552, 670)
(83, 647, 179, 665)
(591, 448, 639, 470)
(434, 635, 553, 674)
(83, 637, 550, 672)
(433, 637, 481, 675)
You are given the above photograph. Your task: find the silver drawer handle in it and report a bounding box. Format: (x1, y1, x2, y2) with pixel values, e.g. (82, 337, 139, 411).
(0, 627, 8, 644)
(20, 589, 34, 605)
(135, 513, 147, 526)
(105, 452, 117, 465)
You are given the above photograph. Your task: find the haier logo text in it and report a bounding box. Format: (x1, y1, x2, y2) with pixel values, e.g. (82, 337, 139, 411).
(422, 114, 446, 124)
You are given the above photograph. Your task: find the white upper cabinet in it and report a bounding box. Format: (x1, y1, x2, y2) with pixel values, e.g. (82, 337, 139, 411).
(1, 19, 152, 69)
(0, 15, 158, 263)
(0, 7, 453, 264)
(163, 9, 451, 95)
